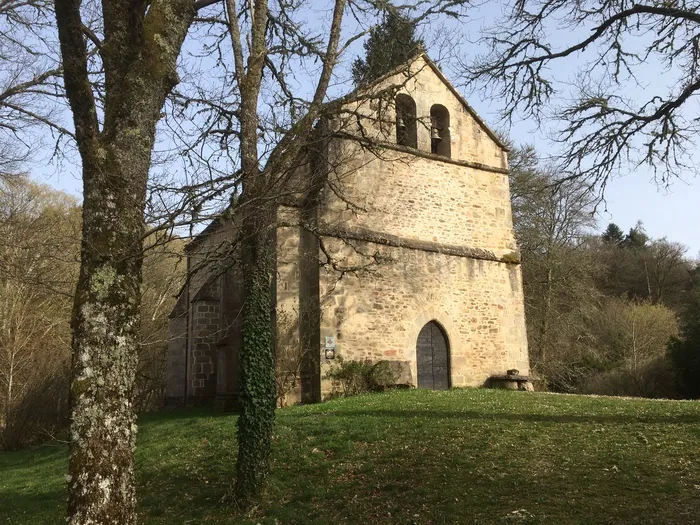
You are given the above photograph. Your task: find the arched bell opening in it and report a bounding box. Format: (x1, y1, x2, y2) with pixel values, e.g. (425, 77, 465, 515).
(395, 94, 418, 149)
(430, 104, 451, 158)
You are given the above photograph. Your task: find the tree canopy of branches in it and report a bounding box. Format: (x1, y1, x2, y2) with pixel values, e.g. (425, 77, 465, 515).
(509, 144, 599, 386)
(466, 1, 700, 188)
(0, 175, 184, 449)
(596, 222, 689, 308)
(0, 177, 78, 450)
(509, 142, 694, 396)
(0, 0, 66, 179)
(352, 5, 423, 86)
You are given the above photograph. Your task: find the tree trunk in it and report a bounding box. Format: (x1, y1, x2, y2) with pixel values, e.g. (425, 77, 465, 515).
(224, 0, 346, 507)
(234, 210, 277, 505)
(228, 0, 277, 503)
(538, 265, 553, 367)
(67, 147, 148, 525)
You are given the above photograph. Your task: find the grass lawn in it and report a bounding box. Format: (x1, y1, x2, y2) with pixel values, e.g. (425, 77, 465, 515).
(2, 389, 700, 524)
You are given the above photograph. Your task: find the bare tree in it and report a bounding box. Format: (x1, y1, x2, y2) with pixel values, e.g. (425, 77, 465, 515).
(52, 0, 470, 518)
(53, 0, 196, 522)
(220, 0, 351, 506)
(159, 0, 471, 508)
(0, 0, 68, 178)
(0, 178, 77, 449)
(509, 144, 599, 381)
(465, 1, 700, 188)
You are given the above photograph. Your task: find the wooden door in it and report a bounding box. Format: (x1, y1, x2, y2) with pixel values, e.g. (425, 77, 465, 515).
(416, 321, 450, 390)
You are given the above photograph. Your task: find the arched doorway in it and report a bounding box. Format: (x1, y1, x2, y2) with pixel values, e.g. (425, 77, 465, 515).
(416, 321, 450, 390)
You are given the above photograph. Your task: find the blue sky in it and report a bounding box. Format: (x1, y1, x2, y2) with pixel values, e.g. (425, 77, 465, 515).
(446, 2, 700, 256)
(32, 2, 700, 256)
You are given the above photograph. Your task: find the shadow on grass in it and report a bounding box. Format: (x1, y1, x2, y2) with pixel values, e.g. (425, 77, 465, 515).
(288, 409, 700, 425)
(138, 407, 236, 423)
(0, 486, 65, 524)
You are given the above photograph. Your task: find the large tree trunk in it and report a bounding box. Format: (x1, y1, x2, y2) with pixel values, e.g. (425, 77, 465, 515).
(67, 148, 147, 524)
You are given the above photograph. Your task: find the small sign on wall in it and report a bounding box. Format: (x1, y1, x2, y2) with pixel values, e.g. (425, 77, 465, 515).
(325, 336, 336, 360)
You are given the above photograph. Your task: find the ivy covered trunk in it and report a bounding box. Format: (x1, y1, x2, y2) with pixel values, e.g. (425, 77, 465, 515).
(227, 0, 279, 505)
(54, 0, 195, 522)
(225, 0, 346, 507)
(234, 211, 277, 504)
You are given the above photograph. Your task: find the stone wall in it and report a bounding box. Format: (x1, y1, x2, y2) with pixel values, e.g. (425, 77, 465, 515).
(275, 205, 323, 405)
(165, 314, 187, 406)
(318, 238, 528, 394)
(215, 266, 244, 409)
(320, 148, 517, 256)
(275, 206, 303, 406)
(186, 217, 238, 301)
(188, 277, 222, 403)
(319, 58, 518, 259)
(166, 53, 528, 406)
(311, 56, 528, 394)
(333, 55, 507, 169)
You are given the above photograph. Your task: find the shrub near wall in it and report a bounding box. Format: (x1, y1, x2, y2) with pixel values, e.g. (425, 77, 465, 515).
(325, 358, 398, 397)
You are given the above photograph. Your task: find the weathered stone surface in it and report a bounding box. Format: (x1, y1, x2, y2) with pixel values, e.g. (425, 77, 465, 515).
(377, 360, 413, 387)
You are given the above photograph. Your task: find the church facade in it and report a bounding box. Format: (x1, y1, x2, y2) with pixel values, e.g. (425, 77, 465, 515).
(166, 54, 529, 408)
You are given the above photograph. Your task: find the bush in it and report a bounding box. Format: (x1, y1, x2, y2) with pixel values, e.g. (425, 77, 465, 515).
(580, 356, 677, 399)
(1, 371, 69, 450)
(324, 358, 398, 397)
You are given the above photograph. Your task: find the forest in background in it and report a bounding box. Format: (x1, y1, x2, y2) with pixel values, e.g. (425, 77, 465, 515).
(0, 177, 185, 449)
(510, 144, 700, 400)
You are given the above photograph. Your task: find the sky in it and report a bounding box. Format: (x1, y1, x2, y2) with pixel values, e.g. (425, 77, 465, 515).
(468, 100, 700, 257)
(29, 1, 700, 257)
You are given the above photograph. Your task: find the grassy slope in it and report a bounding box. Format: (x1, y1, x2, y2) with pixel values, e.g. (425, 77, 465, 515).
(2, 389, 700, 524)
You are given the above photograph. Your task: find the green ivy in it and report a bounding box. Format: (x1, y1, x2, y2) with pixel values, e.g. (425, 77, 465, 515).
(234, 252, 276, 507)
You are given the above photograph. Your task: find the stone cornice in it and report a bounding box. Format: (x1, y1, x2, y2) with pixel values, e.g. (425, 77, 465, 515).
(317, 225, 520, 265)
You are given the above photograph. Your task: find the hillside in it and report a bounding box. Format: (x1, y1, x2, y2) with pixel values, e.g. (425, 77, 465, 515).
(2, 389, 700, 524)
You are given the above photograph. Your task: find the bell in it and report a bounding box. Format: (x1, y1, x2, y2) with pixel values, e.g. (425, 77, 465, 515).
(396, 116, 406, 130)
(431, 127, 442, 141)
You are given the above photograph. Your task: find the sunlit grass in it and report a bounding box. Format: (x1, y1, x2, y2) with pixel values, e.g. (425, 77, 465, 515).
(2, 389, 699, 524)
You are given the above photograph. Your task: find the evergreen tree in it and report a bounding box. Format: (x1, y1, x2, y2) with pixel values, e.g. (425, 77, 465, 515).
(622, 221, 649, 250)
(602, 223, 624, 245)
(352, 7, 423, 86)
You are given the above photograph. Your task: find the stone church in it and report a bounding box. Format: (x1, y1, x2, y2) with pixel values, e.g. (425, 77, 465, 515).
(166, 53, 529, 408)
